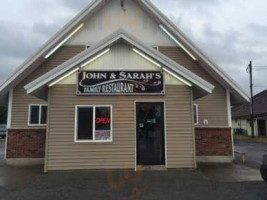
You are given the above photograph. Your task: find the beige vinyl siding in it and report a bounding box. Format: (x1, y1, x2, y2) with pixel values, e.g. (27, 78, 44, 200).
(47, 85, 194, 171)
(159, 46, 228, 127)
(11, 45, 85, 128)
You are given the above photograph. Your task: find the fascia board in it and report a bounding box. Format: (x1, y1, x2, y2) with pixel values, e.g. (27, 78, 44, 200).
(26, 32, 214, 95)
(0, 0, 103, 93)
(25, 33, 125, 93)
(121, 35, 215, 93)
(141, 0, 249, 102)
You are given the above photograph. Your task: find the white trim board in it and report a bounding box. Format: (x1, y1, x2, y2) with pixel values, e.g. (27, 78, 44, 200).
(7, 89, 13, 129)
(0, 0, 249, 105)
(0, 0, 102, 94)
(5, 89, 13, 160)
(226, 90, 232, 127)
(24, 31, 215, 99)
(28, 104, 48, 127)
(226, 89, 235, 159)
(74, 105, 113, 143)
(141, 0, 250, 103)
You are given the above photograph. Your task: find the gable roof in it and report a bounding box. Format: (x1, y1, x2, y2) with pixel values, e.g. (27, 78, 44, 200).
(0, 0, 249, 104)
(232, 90, 267, 119)
(24, 30, 214, 100)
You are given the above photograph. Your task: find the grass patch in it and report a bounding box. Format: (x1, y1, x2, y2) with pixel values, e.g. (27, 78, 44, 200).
(234, 135, 267, 144)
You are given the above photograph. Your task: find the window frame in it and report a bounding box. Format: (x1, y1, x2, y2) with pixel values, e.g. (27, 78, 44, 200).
(193, 104, 199, 125)
(75, 105, 113, 143)
(28, 104, 48, 127)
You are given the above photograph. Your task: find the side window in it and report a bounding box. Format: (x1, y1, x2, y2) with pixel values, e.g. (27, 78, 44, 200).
(75, 106, 112, 142)
(29, 105, 48, 126)
(194, 104, 199, 125)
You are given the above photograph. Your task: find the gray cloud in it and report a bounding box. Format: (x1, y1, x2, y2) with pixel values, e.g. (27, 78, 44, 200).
(0, 0, 266, 95)
(193, 24, 267, 93)
(0, 19, 60, 84)
(154, 0, 221, 9)
(60, 0, 90, 10)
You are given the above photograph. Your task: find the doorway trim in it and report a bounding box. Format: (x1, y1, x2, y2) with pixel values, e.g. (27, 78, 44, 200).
(134, 101, 167, 171)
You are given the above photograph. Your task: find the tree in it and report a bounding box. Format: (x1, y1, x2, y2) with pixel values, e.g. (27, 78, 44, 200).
(0, 106, 7, 124)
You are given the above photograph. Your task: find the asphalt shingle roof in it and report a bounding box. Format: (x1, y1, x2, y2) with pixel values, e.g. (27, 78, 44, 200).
(232, 90, 267, 118)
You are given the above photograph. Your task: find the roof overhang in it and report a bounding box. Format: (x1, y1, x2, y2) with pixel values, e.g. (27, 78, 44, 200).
(0, 0, 249, 105)
(0, 0, 105, 104)
(24, 30, 214, 100)
(138, 0, 250, 104)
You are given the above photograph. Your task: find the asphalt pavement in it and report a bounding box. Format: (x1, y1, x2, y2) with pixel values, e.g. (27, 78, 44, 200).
(234, 139, 267, 168)
(0, 139, 266, 199)
(0, 169, 266, 200)
(0, 140, 5, 165)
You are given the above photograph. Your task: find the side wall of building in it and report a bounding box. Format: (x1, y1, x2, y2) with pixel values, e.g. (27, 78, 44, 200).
(159, 46, 228, 127)
(7, 46, 233, 165)
(46, 85, 195, 171)
(6, 46, 85, 162)
(11, 46, 85, 128)
(159, 46, 232, 161)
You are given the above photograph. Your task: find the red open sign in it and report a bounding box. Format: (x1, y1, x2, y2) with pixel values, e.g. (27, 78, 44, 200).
(96, 117, 110, 124)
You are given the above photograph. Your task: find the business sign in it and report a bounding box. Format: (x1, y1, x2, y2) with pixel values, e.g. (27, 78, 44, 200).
(77, 71, 164, 95)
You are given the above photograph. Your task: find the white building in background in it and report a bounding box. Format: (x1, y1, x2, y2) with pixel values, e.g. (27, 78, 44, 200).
(232, 90, 267, 137)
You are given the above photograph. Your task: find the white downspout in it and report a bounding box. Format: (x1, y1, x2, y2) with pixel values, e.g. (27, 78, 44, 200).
(226, 89, 234, 159)
(5, 89, 13, 159)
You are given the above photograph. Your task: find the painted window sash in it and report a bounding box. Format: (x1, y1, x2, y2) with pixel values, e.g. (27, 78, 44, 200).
(28, 104, 48, 126)
(75, 105, 113, 143)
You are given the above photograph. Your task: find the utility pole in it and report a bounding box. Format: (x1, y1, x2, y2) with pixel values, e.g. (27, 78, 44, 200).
(249, 61, 255, 138)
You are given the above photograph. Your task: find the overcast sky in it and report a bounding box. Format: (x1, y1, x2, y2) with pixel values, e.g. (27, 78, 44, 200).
(0, 0, 266, 94)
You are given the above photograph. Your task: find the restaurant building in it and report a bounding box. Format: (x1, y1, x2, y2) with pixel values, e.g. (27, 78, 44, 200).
(0, 0, 249, 172)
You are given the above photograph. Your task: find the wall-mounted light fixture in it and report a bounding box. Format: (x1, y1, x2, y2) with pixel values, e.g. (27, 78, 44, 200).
(133, 47, 192, 87)
(160, 25, 197, 61)
(133, 48, 161, 68)
(81, 48, 110, 68)
(48, 68, 79, 87)
(45, 23, 85, 59)
(49, 48, 110, 87)
(163, 68, 192, 87)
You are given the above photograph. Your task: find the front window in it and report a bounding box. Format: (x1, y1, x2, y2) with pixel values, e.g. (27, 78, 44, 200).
(75, 106, 112, 142)
(28, 105, 48, 126)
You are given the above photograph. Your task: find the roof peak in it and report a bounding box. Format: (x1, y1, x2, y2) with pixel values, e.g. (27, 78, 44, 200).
(0, 0, 249, 105)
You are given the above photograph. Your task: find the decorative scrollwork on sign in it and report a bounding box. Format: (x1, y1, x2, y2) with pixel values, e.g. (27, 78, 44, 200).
(77, 71, 164, 95)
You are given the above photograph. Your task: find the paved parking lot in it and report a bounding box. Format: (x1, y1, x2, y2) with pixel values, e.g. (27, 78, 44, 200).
(0, 169, 266, 200)
(0, 139, 266, 199)
(0, 139, 5, 165)
(235, 139, 267, 168)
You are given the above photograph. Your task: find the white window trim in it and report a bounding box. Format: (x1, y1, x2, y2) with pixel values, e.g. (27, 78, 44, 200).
(75, 105, 113, 143)
(28, 104, 48, 127)
(194, 104, 199, 125)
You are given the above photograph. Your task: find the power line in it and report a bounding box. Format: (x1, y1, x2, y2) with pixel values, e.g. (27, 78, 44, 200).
(254, 69, 267, 71)
(253, 66, 267, 68)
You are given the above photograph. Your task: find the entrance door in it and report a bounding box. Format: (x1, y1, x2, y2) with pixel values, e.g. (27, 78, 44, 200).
(258, 120, 266, 136)
(136, 102, 165, 165)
